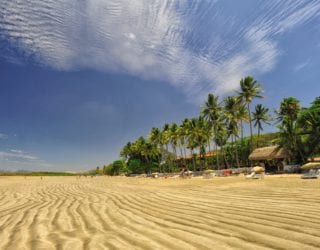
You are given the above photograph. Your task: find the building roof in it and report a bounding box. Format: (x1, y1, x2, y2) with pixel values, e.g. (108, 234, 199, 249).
(249, 146, 287, 161)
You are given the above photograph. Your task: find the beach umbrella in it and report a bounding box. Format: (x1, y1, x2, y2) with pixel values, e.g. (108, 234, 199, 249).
(301, 162, 320, 169)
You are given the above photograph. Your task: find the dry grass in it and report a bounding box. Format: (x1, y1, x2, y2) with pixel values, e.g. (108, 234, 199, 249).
(0, 175, 319, 249)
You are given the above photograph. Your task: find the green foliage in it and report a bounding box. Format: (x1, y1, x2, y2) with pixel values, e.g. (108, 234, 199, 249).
(277, 97, 303, 163)
(296, 97, 320, 160)
(276, 96, 320, 163)
(103, 164, 113, 175)
(252, 104, 270, 138)
(112, 160, 127, 175)
(237, 76, 263, 147)
(117, 76, 319, 172)
(127, 159, 144, 174)
(101, 160, 127, 176)
(127, 159, 155, 174)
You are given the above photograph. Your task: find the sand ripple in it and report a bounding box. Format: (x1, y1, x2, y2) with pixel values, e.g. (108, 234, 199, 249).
(0, 175, 319, 249)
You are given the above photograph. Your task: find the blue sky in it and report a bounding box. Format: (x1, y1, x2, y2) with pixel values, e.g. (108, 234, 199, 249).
(0, 0, 319, 171)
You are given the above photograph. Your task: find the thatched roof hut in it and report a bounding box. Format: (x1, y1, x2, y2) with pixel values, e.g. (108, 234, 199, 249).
(249, 146, 287, 161)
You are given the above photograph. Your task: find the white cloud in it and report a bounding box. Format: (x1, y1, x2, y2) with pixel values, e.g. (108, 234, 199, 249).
(294, 60, 310, 72)
(0, 149, 52, 169)
(0, 0, 319, 101)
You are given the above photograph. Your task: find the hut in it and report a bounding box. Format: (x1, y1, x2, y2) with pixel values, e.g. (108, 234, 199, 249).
(249, 146, 287, 172)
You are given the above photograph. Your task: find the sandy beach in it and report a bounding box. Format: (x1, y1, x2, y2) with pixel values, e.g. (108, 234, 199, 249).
(0, 175, 319, 250)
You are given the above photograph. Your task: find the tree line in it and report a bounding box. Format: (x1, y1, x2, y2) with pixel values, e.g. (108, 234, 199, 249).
(101, 76, 320, 175)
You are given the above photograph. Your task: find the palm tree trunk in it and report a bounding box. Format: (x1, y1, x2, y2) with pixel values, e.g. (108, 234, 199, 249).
(214, 127, 219, 169)
(179, 147, 184, 168)
(230, 136, 235, 167)
(241, 120, 244, 142)
(221, 145, 229, 169)
(247, 103, 253, 149)
(257, 127, 260, 147)
(234, 135, 240, 168)
(199, 147, 203, 172)
(159, 145, 163, 173)
(207, 140, 212, 169)
(191, 149, 196, 171)
(247, 103, 253, 167)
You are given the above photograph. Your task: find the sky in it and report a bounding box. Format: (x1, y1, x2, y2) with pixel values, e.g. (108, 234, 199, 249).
(0, 0, 319, 171)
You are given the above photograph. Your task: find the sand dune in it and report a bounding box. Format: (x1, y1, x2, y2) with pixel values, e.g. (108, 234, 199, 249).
(0, 175, 319, 249)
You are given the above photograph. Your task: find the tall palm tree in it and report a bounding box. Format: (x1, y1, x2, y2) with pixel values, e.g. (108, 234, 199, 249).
(161, 123, 171, 163)
(120, 142, 132, 161)
(177, 122, 188, 166)
(202, 120, 213, 168)
(181, 118, 190, 157)
(238, 76, 263, 148)
(201, 94, 222, 169)
(277, 97, 302, 162)
(169, 123, 179, 159)
(224, 96, 241, 167)
(185, 118, 197, 171)
(148, 127, 162, 172)
(237, 102, 249, 141)
(190, 116, 209, 171)
(297, 97, 320, 161)
(252, 104, 270, 139)
(214, 119, 229, 169)
(277, 97, 300, 125)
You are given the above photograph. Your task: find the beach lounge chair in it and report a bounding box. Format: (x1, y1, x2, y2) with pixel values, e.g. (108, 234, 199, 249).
(301, 169, 320, 179)
(180, 170, 193, 179)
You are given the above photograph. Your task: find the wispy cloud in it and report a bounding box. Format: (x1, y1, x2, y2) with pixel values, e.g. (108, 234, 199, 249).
(294, 59, 310, 72)
(0, 1, 319, 101)
(0, 149, 52, 170)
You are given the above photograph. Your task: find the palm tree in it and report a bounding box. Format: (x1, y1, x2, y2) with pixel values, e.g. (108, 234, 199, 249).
(237, 103, 249, 141)
(181, 118, 190, 158)
(252, 104, 270, 140)
(185, 119, 197, 171)
(297, 97, 320, 161)
(177, 123, 187, 166)
(202, 120, 213, 168)
(277, 97, 302, 163)
(185, 117, 207, 171)
(201, 94, 222, 169)
(189, 116, 209, 171)
(148, 127, 162, 172)
(214, 119, 229, 169)
(161, 123, 171, 164)
(169, 123, 179, 159)
(120, 142, 132, 161)
(224, 96, 241, 168)
(237, 76, 263, 148)
(277, 97, 300, 125)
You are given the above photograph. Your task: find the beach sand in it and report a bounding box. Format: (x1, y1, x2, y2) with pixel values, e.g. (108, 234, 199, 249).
(0, 175, 319, 249)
